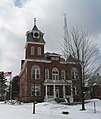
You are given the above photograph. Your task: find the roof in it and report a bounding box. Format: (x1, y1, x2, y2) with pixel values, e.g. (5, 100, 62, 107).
(26, 24, 45, 44)
(32, 25, 39, 31)
(45, 52, 61, 57)
(44, 52, 65, 62)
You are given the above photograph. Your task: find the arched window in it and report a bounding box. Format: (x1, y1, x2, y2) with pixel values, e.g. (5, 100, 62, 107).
(61, 69, 65, 80)
(45, 68, 49, 80)
(31, 65, 40, 79)
(37, 47, 41, 56)
(52, 67, 59, 80)
(30, 46, 34, 55)
(71, 67, 79, 80)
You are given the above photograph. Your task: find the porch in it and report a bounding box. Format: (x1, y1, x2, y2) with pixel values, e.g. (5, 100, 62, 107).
(44, 79, 73, 103)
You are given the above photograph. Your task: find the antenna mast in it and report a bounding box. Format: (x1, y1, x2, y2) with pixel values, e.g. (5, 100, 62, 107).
(63, 13, 70, 59)
(63, 13, 68, 40)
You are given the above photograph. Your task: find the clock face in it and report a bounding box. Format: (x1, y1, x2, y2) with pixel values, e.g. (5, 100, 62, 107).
(34, 32, 39, 37)
(33, 31, 40, 38)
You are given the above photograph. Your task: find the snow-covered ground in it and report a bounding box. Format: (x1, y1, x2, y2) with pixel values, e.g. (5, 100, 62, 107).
(0, 99, 101, 119)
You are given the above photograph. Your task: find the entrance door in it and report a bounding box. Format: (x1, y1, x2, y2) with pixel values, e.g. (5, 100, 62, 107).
(56, 88, 59, 98)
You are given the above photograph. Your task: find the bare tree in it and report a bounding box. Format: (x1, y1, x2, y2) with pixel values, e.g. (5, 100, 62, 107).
(62, 26, 101, 110)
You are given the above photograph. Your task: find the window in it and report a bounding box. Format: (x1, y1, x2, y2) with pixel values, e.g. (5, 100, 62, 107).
(65, 85, 71, 95)
(73, 87, 76, 95)
(61, 69, 65, 80)
(37, 47, 41, 56)
(30, 46, 34, 55)
(31, 65, 40, 79)
(31, 85, 41, 96)
(47, 86, 50, 95)
(45, 68, 49, 80)
(52, 67, 59, 80)
(73, 87, 79, 95)
(71, 67, 79, 80)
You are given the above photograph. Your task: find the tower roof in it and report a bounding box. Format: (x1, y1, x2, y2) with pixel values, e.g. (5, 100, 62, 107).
(26, 18, 45, 44)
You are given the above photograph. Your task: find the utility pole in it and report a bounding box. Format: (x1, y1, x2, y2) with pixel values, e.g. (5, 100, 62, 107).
(33, 83, 35, 114)
(9, 73, 12, 103)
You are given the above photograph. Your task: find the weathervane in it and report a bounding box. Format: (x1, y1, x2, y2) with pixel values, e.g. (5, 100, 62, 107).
(34, 18, 36, 26)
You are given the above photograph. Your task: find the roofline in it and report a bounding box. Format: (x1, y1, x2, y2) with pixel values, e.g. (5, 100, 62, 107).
(19, 59, 76, 76)
(26, 59, 52, 63)
(60, 61, 76, 64)
(19, 59, 52, 76)
(48, 54, 61, 57)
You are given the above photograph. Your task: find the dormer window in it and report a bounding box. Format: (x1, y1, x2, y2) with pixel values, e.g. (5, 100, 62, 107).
(37, 47, 41, 56)
(51, 57, 59, 61)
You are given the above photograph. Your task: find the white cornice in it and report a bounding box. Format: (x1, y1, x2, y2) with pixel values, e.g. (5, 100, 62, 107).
(60, 61, 76, 64)
(20, 59, 51, 76)
(48, 54, 61, 57)
(26, 59, 52, 63)
(19, 59, 76, 76)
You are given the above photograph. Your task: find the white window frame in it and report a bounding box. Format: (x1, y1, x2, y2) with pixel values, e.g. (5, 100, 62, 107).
(73, 87, 79, 95)
(61, 69, 65, 80)
(37, 47, 41, 56)
(45, 68, 49, 80)
(31, 65, 40, 79)
(31, 85, 41, 96)
(71, 67, 79, 80)
(52, 67, 59, 80)
(30, 46, 34, 55)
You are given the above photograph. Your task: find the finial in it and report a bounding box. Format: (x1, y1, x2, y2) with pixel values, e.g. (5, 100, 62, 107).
(34, 18, 36, 26)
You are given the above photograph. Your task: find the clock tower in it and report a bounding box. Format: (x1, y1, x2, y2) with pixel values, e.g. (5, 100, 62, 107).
(25, 18, 45, 60)
(20, 18, 81, 103)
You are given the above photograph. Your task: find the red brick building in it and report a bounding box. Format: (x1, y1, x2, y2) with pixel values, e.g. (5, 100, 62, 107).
(19, 19, 81, 103)
(87, 74, 101, 100)
(91, 85, 101, 99)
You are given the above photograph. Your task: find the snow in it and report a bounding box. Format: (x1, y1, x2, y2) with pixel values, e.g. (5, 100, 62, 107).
(0, 99, 101, 119)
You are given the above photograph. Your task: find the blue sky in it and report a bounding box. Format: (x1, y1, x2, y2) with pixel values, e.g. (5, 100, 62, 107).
(13, 0, 22, 7)
(0, 0, 101, 76)
(12, 0, 27, 7)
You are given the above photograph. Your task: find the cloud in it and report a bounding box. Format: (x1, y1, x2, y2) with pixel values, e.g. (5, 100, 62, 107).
(0, 0, 101, 76)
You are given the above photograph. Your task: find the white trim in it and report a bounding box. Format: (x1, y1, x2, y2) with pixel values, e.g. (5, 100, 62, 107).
(19, 59, 51, 76)
(49, 54, 61, 57)
(25, 42, 45, 49)
(26, 59, 52, 63)
(60, 61, 76, 64)
(31, 65, 40, 79)
(45, 68, 49, 80)
(33, 30, 40, 38)
(44, 79, 72, 85)
(30, 46, 34, 55)
(19, 59, 76, 76)
(37, 47, 41, 56)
